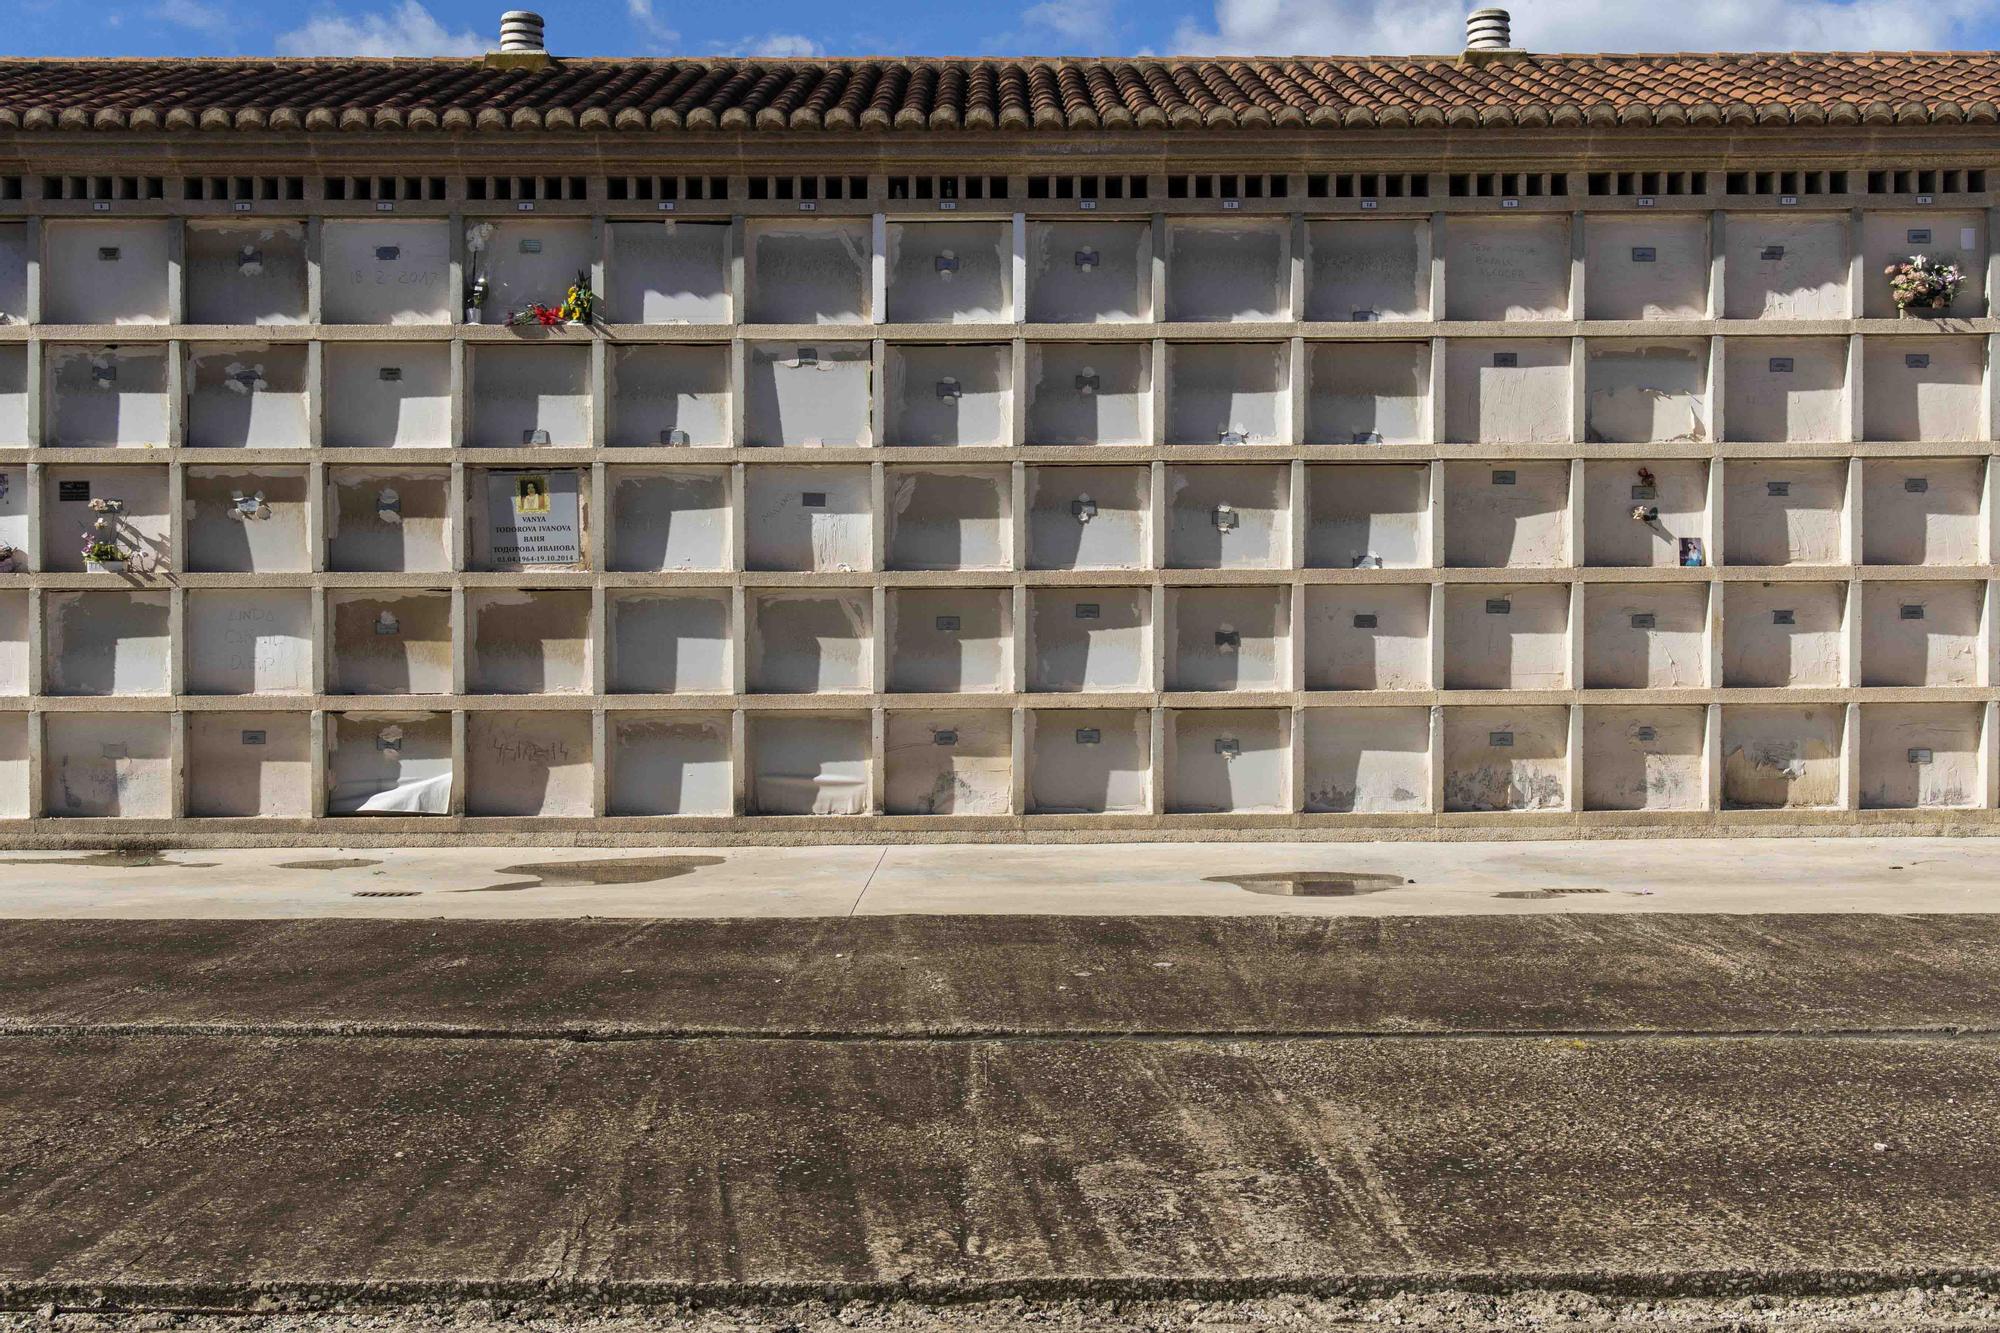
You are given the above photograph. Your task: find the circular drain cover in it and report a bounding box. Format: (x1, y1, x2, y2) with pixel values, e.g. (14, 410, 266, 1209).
(1207, 871, 1408, 897)
(351, 890, 421, 898)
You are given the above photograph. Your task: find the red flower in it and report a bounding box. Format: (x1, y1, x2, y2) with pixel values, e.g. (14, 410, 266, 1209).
(533, 303, 562, 326)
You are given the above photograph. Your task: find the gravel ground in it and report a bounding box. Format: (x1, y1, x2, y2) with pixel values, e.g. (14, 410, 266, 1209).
(9, 1292, 2000, 1332)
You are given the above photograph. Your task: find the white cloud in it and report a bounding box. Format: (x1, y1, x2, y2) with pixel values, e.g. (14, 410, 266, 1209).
(276, 1, 483, 57)
(743, 32, 823, 56)
(1169, 0, 1999, 56)
(627, 0, 679, 53)
(1021, 0, 1120, 46)
(153, 0, 232, 34)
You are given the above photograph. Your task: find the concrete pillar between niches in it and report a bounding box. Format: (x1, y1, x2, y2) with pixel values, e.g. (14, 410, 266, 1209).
(308, 585, 328, 696)
(1149, 337, 1168, 445)
(1980, 579, 1998, 689)
(1009, 707, 1029, 815)
(22, 341, 41, 449)
(869, 337, 886, 449)
(1425, 459, 1445, 569)
(1285, 335, 1305, 444)
(588, 460, 608, 574)
(165, 338, 186, 450)
(1425, 335, 1446, 444)
(1843, 456, 1864, 568)
(1841, 579, 1862, 690)
(448, 461, 468, 572)
(24, 710, 43, 819)
(1426, 704, 1446, 815)
(1847, 207, 1866, 320)
(304, 216, 323, 324)
(1148, 582, 1167, 694)
(1427, 211, 1447, 321)
(1009, 338, 1027, 446)
(588, 336, 608, 447)
(1839, 701, 1862, 811)
(727, 215, 746, 324)
(1567, 335, 1586, 444)
(167, 585, 186, 697)
(1011, 212, 1027, 324)
(1705, 457, 1725, 570)
(23, 461, 41, 574)
(308, 709, 328, 820)
(449, 586, 468, 696)
(1706, 333, 1727, 444)
(870, 212, 887, 323)
(1287, 705, 1306, 814)
(1146, 705, 1166, 816)
(164, 441, 185, 571)
(1986, 333, 2000, 443)
(869, 585, 887, 695)
(166, 217, 185, 326)
(448, 337, 467, 449)
(1147, 460, 1167, 570)
(589, 582, 608, 697)
(1426, 581, 1446, 691)
(867, 461, 887, 572)
(1565, 457, 1584, 569)
(1010, 583, 1029, 693)
(1564, 703, 1583, 814)
(589, 215, 607, 312)
(1567, 210, 1586, 321)
(448, 208, 466, 326)
(1703, 702, 1723, 811)
(1008, 460, 1028, 573)
(1985, 207, 1999, 319)
(728, 586, 748, 695)
(168, 709, 187, 821)
(1704, 579, 1724, 694)
(868, 707, 886, 815)
(449, 708, 468, 817)
(21, 216, 40, 325)
(1149, 212, 1167, 322)
(1565, 580, 1585, 693)
(729, 709, 748, 816)
(305, 340, 325, 451)
(1706, 210, 1726, 320)
(727, 339, 747, 445)
(1286, 215, 1306, 323)
(591, 708, 609, 818)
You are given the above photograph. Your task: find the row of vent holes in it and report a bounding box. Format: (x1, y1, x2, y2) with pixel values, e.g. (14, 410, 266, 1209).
(187, 176, 307, 202)
(1725, 170, 1849, 196)
(325, 176, 448, 202)
(1167, 174, 1288, 200)
(1587, 171, 1708, 197)
(607, 175, 729, 201)
(43, 175, 166, 201)
(467, 175, 588, 202)
(1026, 175, 1149, 201)
(1448, 172, 1567, 198)
(887, 175, 1009, 202)
(1307, 173, 1429, 199)
(1868, 168, 1987, 194)
(746, 175, 868, 201)
(0, 178, 20, 202)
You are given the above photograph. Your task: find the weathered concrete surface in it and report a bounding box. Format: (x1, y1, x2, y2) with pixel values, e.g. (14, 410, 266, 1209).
(2, 1032, 1998, 1302)
(6, 915, 2000, 1037)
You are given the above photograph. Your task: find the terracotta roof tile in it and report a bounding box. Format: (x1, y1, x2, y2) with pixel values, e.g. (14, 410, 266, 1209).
(0, 52, 1998, 133)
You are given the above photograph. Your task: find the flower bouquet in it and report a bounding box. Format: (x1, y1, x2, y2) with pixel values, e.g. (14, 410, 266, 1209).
(82, 537, 130, 573)
(506, 271, 598, 328)
(1885, 255, 1963, 314)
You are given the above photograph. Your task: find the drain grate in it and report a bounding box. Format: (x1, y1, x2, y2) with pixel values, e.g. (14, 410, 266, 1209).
(1206, 871, 1408, 898)
(1493, 887, 1609, 900)
(351, 889, 420, 898)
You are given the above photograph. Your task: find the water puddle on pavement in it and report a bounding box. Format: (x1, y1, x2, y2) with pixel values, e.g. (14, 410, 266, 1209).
(278, 858, 384, 871)
(0, 848, 218, 870)
(455, 854, 728, 893)
(1492, 887, 1611, 900)
(1206, 870, 1409, 897)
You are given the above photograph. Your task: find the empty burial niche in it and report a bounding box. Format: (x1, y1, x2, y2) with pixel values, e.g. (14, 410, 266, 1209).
(327, 591, 452, 695)
(1863, 337, 1985, 442)
(1442, 585, 1570, 691)
(1305, 342, 1430, 445)
(322, 220, 451, 324)
(609, 713, 733, 816)
(470, 468, 588, 572)
(1723, 338, 1847, 443)
(185, 589, 313, 695)
(1166, 343, 1288, 445)
(610, 344, 730, 447)
(44, 590, 170, 696)
(745, 341, 872, 447)
(1168, 586, 1289, 692)
(43, 220, 170, 324)
(1580, 707, 1707, 812)
(1860, 703, 1984, 809)
(44, 713, 171, 818)
(1724, 215, 1851, 320)
(1443, 340, 1570, 444)
(605, 220, 731, 324)
(1584, 341, 1709, 443)
(1861, 211, 1987, 318)
(41, 466, 170, 572)
(1722, 582, 1846, 687)
(1165, 219, 1289, 322)
(1026, 342, 1152, 445)
(187, 712, 311, 819)
(1723, 461, 1846, 566)
(887, 467, 1010, 570)
(885, 344, 1011, 446)
(1028, 587, 1151, 692)
(1862, 581, 1983, 686)
(469, 345, 590, 447)
(1583, 216, 1709, 320)
(1583, 460, 1708, 568)
(889, 588, 1012, 693)
(607, 592, 731, 694)
(0, 224, 25, 323)
(1862, 458, 1984, 565)
(465, 220, 592, 323)
(187, 344, 310, 449)
(1582, 583, 1709, 688)
(0, 590, 28, 695)
(744, 465, 871, 571)
(1029, 709, 1150, 814)
(1303, 585, 1431, 691)
(327, 711, 452, 815)
(1443, 707, 1568, 812)
(609, 467, 731, 571)
(748, 590, 873, 694)
(887, 221, 1012, 323)
(1305, 219, 1430, 323)
(1028, 220, 1152, 322)
(467, 711, 593, 817)
(1027, 465, 1149, 570)
(0, 347, 26, 444)
(1443, 216, 1569, 321)
(326, 468, 450, 572)
(1722, 705, 1842, 809)
(45, 346, 169, 448)
(324, 344, 451, 448)
(748, 713, 871, 815)
(884, 709, 1012, 816)
(0, 713, 27, 819)
(1443, 460, 1569, 568)
(1306, 464, 1429, 569)
(1167, 709, 1289, 814)
(1166, 464, 1290, 569)
(468, 589, 592, 694)
(744, 219, 871, 324)
(1303, 706, 1429, 814)
(185, 221, 308, 325)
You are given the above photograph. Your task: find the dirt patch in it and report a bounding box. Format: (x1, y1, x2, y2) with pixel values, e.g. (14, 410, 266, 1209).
(1493, 887, 1611, 901)
(456, 855, 727, 893)
(1206, 871, 1409, 898)
(0, 848, 217, 870)
(278, 858, 384, 871)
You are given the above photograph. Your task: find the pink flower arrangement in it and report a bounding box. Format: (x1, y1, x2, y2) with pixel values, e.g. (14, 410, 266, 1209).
(1885, 255, 1963, 312)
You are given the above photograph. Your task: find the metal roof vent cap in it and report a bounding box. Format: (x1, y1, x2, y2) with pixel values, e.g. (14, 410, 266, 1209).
(1462, 7, 1522, 61)
(486, 10, 552, 68)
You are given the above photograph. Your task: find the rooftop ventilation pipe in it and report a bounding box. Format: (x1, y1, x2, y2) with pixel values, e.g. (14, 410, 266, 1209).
(1462, 8, 1521, 61)
(485, 10, 552, 68)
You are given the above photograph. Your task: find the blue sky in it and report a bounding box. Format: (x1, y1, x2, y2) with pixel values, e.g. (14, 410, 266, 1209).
(8, 0, 2000, 60)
